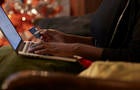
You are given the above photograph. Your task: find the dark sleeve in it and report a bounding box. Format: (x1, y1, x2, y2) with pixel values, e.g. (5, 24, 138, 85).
(90, 0, 128, 47)
(101, 13, 140, 62)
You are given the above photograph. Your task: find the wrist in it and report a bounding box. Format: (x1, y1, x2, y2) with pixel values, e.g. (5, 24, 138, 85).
(72, 43, 103, 60)
(72, 43, 83, 56)
(72, 43, 93, 57)
(63, 34, 74, 43)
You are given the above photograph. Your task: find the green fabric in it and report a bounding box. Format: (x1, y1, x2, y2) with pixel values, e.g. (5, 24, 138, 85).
(0, 46, 83, 85)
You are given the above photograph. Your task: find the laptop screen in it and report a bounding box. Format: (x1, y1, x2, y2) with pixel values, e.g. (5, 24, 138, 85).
(0, 6, 22, 50)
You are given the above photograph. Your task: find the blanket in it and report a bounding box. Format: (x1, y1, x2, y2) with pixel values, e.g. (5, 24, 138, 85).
(79, 61, 140, 82)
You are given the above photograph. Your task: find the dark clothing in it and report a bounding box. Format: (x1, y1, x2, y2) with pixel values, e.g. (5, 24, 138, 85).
(91, 0, 140, 62)
(37, 0, 140, 62)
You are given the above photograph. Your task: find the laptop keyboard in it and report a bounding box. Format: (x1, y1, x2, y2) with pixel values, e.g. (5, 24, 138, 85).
(18, 41, 77, 62)
(22, 41, 36, 53)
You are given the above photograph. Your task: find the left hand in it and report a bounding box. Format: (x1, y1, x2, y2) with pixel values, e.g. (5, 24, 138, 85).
(39, 29, 67, 43)
(29, 41, 77, 57)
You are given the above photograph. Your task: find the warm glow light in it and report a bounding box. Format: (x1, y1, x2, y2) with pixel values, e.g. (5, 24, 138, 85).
(1, 0, 65, 47)
(22, 17, 26, 21)
(27, 0, 32, 4)
(31, 8, 38, 15)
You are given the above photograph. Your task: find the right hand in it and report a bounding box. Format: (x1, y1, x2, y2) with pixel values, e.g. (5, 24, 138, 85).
(40, 29, 67, 43)
(29, 41, 77, 58)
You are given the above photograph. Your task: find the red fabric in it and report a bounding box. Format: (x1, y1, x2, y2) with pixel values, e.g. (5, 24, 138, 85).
(79, 58, 92, 68)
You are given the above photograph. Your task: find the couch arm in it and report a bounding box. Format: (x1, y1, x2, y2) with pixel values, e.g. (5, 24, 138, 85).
(1, 70, 140, 90)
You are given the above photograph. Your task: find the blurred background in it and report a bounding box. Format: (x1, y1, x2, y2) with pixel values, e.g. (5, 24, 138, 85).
(0, 0, 102, 47)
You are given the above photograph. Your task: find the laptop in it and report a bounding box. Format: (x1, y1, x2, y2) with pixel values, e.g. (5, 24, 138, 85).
(0, 6, 77, 62)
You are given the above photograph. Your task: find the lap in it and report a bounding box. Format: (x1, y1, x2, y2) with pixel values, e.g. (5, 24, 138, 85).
(0, 46, 83, 85)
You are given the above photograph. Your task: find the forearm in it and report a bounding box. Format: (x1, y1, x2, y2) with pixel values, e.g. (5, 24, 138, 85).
(64, 34, 94, 45)
(73, 43, 103, 60)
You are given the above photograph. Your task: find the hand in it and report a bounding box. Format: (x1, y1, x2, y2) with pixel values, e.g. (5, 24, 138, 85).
(29, 41, 103, 59)
(0, 0, 4, 5)
(29, 41, 77, 57)
(40, 29, 67, 43)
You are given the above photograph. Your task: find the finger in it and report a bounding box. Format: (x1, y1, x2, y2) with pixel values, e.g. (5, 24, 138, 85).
(32, 40, 44, 46)
(29, 41, 44, 50)
(40, 30, 48, 38)
(34, 49, 48, 55)
(40, 36, 43, 40)
(34, 27, 47, 36)
(40, 30, 55, 42)
(28, 45, 42, 52)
